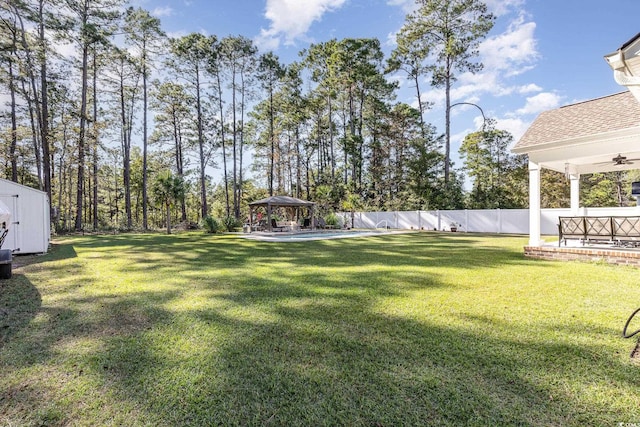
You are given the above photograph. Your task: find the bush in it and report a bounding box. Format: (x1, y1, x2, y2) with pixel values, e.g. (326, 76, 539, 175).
(202, 216, 220, 234)
(324, 212, 340, 228)
(223, 216, 242, 232)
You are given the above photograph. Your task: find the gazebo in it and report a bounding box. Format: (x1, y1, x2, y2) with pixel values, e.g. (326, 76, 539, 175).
(512, 33, 640, 247)
(248, 195, 316, 232)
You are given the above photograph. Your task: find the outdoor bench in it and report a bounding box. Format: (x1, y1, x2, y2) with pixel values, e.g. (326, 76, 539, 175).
(558, 216, 640, 246)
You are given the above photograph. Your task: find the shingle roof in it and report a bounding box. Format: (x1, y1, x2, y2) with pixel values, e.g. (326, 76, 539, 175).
(248, 195, 315, 207)
(513, 91, 640, 151)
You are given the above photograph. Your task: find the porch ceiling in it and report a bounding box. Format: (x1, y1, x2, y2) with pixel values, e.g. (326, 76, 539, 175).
(522, 127, 640, 174)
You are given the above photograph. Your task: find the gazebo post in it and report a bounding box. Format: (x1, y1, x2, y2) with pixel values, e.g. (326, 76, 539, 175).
(267, 205, 272, 232)
(248, 206, 253, 232)
(311, 206, 315, 230)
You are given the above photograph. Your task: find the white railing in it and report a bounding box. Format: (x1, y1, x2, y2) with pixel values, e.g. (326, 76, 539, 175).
(341, 207, 640, 235)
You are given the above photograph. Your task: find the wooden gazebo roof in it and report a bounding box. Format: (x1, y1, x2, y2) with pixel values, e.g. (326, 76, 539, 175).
(249, 195, 315, 208)
(248, 196, 315, 232)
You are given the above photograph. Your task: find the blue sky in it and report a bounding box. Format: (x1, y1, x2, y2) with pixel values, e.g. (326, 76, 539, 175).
(132, 0, 640, 170)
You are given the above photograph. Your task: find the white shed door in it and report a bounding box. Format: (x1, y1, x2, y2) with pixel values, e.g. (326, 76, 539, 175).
(0, 194, 20, 252)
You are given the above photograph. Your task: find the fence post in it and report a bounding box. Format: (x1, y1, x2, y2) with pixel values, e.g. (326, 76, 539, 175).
(498, 208, 502, 234)
(465, 210, 469, 233)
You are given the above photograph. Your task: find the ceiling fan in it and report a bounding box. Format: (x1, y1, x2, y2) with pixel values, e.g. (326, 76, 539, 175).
(594, 154, 640, 167)
(612, 154, 634, 166)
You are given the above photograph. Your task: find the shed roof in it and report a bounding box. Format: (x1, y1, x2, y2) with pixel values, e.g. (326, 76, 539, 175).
(0, 178, 48, 196)
(248, 195, 315, 207)
(513, 91, 640, 152)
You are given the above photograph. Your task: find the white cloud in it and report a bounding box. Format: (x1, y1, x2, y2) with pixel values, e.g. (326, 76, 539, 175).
(256, 0, 347, 50)
(420, 88, 445, 110)
(494, 117, 531, 142)
(518, 83, 542, 94)
(386, 0, 417, 14)
(389, 0, 522, 17)
(166, 30, 188, 40)
(438, 14, 540, 103)
(385, 31, 398, 48)
(480, 18, 538, 74)
(152, 6, 174, 17)
(515, 92, 562, 115)
(483, 0, 525, 17)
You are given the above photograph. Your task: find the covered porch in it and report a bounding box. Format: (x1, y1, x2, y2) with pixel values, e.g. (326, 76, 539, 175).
(513, 90, 640, 248)
(514, 33, 640, 253)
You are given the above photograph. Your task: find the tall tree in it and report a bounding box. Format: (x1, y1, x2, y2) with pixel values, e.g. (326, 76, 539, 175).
(0, 6, 20, 181)
(123, 7, 165, 230)
(581, 171, 637, 208)
(106, 48, 139, 229)
(219, 35, 257, 218)
(207, 37, 230, 216)
(64, 0, 121, 230)
(256, 52, 285, 196)
(150, 81, 193, 222)
(460, 121, 527, 208)
(396, 0, 494, 185)
(302, 40, 340, 184)
(152, 170, 185, 234)
(168, 33, 214, 219)
(386, 32, 432, 138)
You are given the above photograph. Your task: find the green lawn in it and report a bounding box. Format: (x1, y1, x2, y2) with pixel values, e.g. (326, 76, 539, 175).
(1, 232, 640, 426)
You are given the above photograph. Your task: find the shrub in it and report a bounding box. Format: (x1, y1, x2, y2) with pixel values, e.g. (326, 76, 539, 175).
(223, 216, 242, 232)
(202, 216, 220, 234)
(324, 212, 340, 228)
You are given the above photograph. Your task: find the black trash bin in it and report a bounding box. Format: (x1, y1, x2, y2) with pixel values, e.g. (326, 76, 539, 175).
(0, 249, 12, 279)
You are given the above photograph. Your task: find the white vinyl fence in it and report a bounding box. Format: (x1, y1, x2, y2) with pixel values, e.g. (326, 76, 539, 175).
(341, 207, 640, 235)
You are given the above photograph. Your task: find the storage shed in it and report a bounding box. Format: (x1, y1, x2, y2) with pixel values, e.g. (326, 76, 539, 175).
(0, 179, 50, 254)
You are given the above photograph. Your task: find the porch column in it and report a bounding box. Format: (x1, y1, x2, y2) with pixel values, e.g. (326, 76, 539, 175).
(528, 160, 542, 246)
(570, 173, 580, 214)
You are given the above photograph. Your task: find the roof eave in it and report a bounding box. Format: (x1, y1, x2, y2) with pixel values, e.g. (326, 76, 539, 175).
(512, 125, 640, 155)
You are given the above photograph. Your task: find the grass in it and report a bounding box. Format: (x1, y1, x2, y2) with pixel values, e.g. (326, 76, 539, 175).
(1, 231, 640, 426)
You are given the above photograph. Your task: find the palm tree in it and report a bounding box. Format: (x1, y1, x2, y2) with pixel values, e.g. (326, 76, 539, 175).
(152, 171, 186, 234)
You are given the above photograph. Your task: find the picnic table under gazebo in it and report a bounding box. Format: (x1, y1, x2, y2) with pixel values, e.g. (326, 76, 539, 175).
(248, 196, 316, 232)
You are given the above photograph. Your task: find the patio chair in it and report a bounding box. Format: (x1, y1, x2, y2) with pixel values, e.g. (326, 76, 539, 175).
(253, 219, 267, 231)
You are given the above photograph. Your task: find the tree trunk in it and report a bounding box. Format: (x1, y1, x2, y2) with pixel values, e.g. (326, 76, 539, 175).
(39, 0, 52, 219)
(231, 70, 238, 218)
(92, 48, 99, 230)
(142, 44, 149, 230)
(8, 47, 18, 182)
(444, 60, 452, 185)
(76, 40, 89, 231)
(165, 203, 171, 234)
(120, 59, 132, 230)
(195, 65, 208, 219)
(269, 86, 274, 196)
(215, 70, 230, 218)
